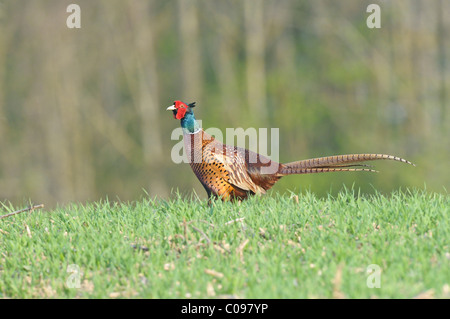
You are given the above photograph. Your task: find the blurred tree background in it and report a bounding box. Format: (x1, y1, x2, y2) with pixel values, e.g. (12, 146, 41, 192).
(0, 0, 448, 207)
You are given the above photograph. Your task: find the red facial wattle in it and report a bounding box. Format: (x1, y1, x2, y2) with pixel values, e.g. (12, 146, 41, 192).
(174, 100, 188, 120)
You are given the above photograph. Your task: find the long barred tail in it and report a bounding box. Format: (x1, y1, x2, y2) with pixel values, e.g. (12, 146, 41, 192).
(280, 153, 414, 175)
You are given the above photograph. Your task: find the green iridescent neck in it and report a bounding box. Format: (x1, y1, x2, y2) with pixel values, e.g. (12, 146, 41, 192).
(180, 111, 200, 134)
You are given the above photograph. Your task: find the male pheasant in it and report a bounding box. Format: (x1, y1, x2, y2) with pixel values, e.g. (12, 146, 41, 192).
(167, 100, 414, 201)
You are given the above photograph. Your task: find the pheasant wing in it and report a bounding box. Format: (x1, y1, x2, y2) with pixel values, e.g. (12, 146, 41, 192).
(209, 144, 266, 195)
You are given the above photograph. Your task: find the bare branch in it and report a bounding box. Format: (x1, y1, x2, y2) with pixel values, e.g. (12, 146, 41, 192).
(0, 204, 44, 220)
(190, 225, 211, 244)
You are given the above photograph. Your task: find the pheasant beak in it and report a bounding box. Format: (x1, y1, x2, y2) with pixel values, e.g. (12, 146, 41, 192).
(166, 105, 176, 111)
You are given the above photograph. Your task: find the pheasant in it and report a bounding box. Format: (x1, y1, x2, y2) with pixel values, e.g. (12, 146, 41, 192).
(167, 100, 414, 201)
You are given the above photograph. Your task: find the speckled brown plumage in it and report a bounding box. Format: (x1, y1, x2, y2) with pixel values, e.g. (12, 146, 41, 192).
(183, 130, 279, 201)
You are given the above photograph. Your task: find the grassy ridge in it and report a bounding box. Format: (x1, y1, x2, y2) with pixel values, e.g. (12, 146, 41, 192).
(0, 189, 448, 298)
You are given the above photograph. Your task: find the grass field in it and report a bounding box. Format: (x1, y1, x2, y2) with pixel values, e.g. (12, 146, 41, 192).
(0, 189, 448, 299)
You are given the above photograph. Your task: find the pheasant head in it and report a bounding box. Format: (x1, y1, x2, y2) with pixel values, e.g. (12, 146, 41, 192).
(167, 100, 199, 133)
(166, 100, 196, 120)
